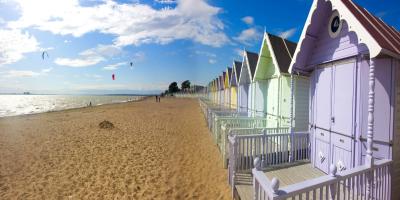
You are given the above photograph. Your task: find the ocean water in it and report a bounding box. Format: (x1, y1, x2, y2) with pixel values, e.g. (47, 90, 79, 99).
(0, 95, 144, 117)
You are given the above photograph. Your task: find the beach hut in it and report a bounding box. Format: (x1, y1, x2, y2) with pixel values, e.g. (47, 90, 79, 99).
(238, 51, 258, 114)
(230, 61, 242, 110)
(224, 68, 232, 107)
(240, 0, 398, 199)
(219, 75, 224, 106)
(252, 32, 310, 130)
(215, 77, 220, 105)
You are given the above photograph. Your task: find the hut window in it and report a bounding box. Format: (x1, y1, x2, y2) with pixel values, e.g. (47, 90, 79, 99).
(328, 11, 342, 38)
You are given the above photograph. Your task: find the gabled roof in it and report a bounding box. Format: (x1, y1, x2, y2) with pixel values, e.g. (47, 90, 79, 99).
(219, 75, 224, 90)
(246, 51, 259, 79)
(234, 61, 242, 82)
(342, 0, 400, 57)
(268, 33, 297, 73)
(230, 61, 242, 86)
(290, 0, 400, 73)
(226, 67, 232, 87)
(222, 72, 226, 89)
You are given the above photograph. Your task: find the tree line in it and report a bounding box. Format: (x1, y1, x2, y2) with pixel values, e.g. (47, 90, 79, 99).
(163, 80, 190, 96)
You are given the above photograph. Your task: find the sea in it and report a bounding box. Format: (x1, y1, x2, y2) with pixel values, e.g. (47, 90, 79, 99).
(0, 94, 145, 117)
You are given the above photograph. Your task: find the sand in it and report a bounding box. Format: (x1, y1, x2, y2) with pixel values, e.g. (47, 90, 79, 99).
(0, 97, 231, 199)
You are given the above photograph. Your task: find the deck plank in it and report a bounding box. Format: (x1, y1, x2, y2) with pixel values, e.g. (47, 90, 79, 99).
(235, 163, 326, 200)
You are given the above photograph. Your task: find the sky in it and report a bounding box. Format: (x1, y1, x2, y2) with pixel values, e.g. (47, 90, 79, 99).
(0, 0, 399, 94)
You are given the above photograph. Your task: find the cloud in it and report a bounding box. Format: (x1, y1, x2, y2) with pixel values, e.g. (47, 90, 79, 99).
(1, 67, 52, 78)
(132, 51, 145, 61)
(8, 0, 229, 47)
(103, 62, 127, 70)
(233, 27, 262, 45)
(155, 0, 176, 4)
(64, 40, 71, 43)
(55, 44, 122, 67)
(84, 73, 102, 79)
(41, 67, 53, 73)
(208, 58, 216, 64)
(195, 50, 216, 58)
(234, 48, 244, 58)
(277, 28, 296, 39)
(241, 16, 254, 25)
(0, 29, 39, 65)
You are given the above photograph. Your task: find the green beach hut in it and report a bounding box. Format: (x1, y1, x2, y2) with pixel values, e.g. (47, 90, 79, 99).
(252, 32, 310, 131)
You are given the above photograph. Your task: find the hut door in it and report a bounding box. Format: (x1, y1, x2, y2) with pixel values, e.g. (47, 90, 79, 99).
(313, 58, 356, 173)
(314, 66, 332, 174)
(331, 59, 356, 172)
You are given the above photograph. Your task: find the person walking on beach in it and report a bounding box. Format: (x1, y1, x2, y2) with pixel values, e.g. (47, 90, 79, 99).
(155, 95, 158, 102)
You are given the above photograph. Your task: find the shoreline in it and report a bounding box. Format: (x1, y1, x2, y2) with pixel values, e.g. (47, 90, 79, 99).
(0, 95, 151, 119)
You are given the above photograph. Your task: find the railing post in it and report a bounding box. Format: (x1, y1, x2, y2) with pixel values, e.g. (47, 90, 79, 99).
(271, 177, 280, 195)
(253, 157, 261, 200)
(231, 135, 238, 196)
(261, 129, 266, 168)
(366, 58, 376, 199)
(329, 164, 337, 200)
(289, 73, 294, 162)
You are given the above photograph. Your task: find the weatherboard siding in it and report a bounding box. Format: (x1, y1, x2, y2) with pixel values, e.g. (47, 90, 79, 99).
(253, 81, 267, 117)
(265, 78, 279, 128)
(293, 76, 310, 132)
(230, 86, 237, 109)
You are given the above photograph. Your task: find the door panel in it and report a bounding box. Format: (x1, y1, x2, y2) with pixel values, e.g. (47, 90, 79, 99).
(315, 67, 332, 130)
(315, 137, 330, 174)
(331, 60, 356, 136)
(332, 143, 353, 172)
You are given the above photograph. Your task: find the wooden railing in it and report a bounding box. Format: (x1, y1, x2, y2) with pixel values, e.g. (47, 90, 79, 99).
(219, 127, 289, 168)
(213, 117, 269, 146)
(253, 158, 392, 200)
(228, 132, 310, 189)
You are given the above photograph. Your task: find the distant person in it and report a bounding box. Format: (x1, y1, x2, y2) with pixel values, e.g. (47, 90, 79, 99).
(155, 95, 158, 102)
(89, 101, 92, 107)
(158, 96, 161, 102)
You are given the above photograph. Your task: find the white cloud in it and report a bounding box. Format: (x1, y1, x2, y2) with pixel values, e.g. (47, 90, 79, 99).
(234, 48, 244, 57)
(55, 44, 122, 67)
(277, 28, 296, 39)
(0, 29, 39, 65)
(195, 50, 216, 58)
(103, 62, 127, 70)
(133, 51, 145, 61)
(1, 67, 52, 78)
(233, 27, 262, 45)
(241, 16, 254, 25)
(84, 73, 102, 79)
(8, 0, 229, 47)
(155, 0, 176, 4)
(208, 58, 216, 64)
(41, 67, 53, 73)
(64, 40, 71, 43)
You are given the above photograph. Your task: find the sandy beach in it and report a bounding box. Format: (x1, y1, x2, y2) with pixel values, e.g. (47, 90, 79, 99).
(0, 97, 231, 199)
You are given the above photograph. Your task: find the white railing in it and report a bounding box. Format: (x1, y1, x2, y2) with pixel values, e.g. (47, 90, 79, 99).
(213, 116, 268, 146)
(228, 132, 310, 189)
(253, 159, 392, 200)
(220, 127, 290, 168)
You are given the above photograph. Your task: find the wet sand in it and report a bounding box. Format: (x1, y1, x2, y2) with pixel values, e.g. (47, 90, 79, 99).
(0, 97, 230, 199)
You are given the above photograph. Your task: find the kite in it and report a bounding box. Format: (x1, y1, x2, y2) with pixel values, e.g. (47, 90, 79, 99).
(130, 62, 133, 69)
(112, 74, 115, 80)
(42, 51, 49, 60)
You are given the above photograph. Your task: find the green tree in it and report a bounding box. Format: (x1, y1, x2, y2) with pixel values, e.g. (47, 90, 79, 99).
(181, 80, 191, 91)
(168, 82, 180, 93)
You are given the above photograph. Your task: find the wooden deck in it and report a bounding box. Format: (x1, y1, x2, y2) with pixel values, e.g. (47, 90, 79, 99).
(235, 162, 325, 200)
